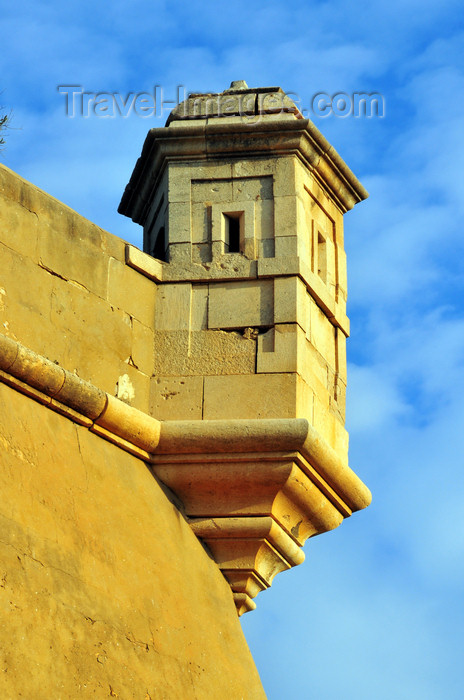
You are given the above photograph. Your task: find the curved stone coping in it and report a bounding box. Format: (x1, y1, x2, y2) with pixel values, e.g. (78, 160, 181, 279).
(0, 333, 160, 453)
(0, 333, 371, 513)
(156, 420, 371, 513)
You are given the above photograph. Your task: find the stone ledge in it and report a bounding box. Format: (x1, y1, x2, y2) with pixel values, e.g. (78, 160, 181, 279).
(0, 332, 371, 615)
(125, 243, 164, 281)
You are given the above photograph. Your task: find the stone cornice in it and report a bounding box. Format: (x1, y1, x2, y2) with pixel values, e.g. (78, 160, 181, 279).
(118, 117, 368, 224)
(0, 333, 371, 614)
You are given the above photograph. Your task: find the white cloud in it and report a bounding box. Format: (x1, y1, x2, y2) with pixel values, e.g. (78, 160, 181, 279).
(347, 363, 410, 432)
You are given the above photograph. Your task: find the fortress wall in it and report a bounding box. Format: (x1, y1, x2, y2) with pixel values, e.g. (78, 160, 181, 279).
(0, 164, 265, 698)
(0, 381, 265, 699)
(0, 164, 156, 413)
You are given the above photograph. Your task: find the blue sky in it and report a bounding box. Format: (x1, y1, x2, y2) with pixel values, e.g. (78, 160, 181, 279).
(2, 1, 464, 697)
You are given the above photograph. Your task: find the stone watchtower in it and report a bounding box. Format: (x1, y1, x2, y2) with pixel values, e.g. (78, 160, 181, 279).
(119, 81, 371, 614)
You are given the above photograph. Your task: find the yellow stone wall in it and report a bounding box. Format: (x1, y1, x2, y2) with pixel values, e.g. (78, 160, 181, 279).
(0, 164, 156, 414)
(0, 163, 265, 698)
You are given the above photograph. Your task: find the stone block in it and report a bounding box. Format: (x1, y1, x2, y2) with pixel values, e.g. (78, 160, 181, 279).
(333, 374, 346, 421)
(203, 373, 299, 420)
(259, 239, 275, 258)
(49, 275, 132, 361)
(256, 323, 335, 411)
(310, 302, 337, 370)
(306, 269, 337, 320)
(312, 394, 349, 457)
(257, 90, 299, 116)
(211, 240, 225, 259)
(296, 374, 314, 420)
(256, 199, 274, 242)
(231, 159, 275, 179)
(273, 156, 298, 197)
(206, 115, 256, 127)
(0, 244, 55, 327)
(190, 161, 233, 184)
(191, 202, 211, 244)
(274, 194, 299, 237)
(150, 375, 204, 420)
(1, 165, 126, 266)
(115, 365, 152, 412)
(166, 164, 190, 203)
(300, 172, 345, 247)
(257, 324, 304, 374)
(38, 223, 110, 300)
(208, 279, 274, 329)
(242, 235, 257, 260)
(90, 224, 126, 264)
(312, 393, 335, 449)
(153, 329, 256, 376)
(299, 341, 331, 401)
(191, 285, 209, 330)
(107, 257, 157, 328)
(0, 190, 39, 261)
(112, 364, 151, 413)
(167, 242, 192, 264)
(336, 328, 347, 383)
(153, 329, 189, 375)
(273, 276, 309, 333)
(125, 244, 164, 282)
(155, 283, 192, 331)
(174, 92, 256, 120)
(274, 235, 300, 258)
(167, 201, 191, 244)
(337, 246, 348, 298)
(232, 176, 273, 202)
(192, 329, 256, 375)
(257, 256, 301, 279)
(192, 242, 212, 264)
(192, 179, 233, 205)
(131, 319, 154, 375)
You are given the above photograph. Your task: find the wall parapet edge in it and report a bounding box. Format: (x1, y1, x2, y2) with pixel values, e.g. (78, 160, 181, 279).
(0, 332, 371, 614)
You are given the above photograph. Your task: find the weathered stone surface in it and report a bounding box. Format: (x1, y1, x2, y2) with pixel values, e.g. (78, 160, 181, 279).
(150, 375, 204, 420)
(131, 318, 155, 375)
(0, 382, 265, 698)
(107, 257, 157, 327)
(203, 373, 300, 419)
(208, 279, 274, 329)
(153, 329, 256, 376)
(0, 166, 156, 414)
(38, 219, 110, 299)
(154, 282, 191, 330)
(125, 243, 164, 281)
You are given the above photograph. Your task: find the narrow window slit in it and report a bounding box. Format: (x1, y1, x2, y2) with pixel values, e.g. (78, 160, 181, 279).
(224, 213, 242, 253)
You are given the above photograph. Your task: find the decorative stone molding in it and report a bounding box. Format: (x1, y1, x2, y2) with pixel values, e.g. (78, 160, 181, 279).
(119, 108, 368, 225)
(0, 333, 371, 614)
